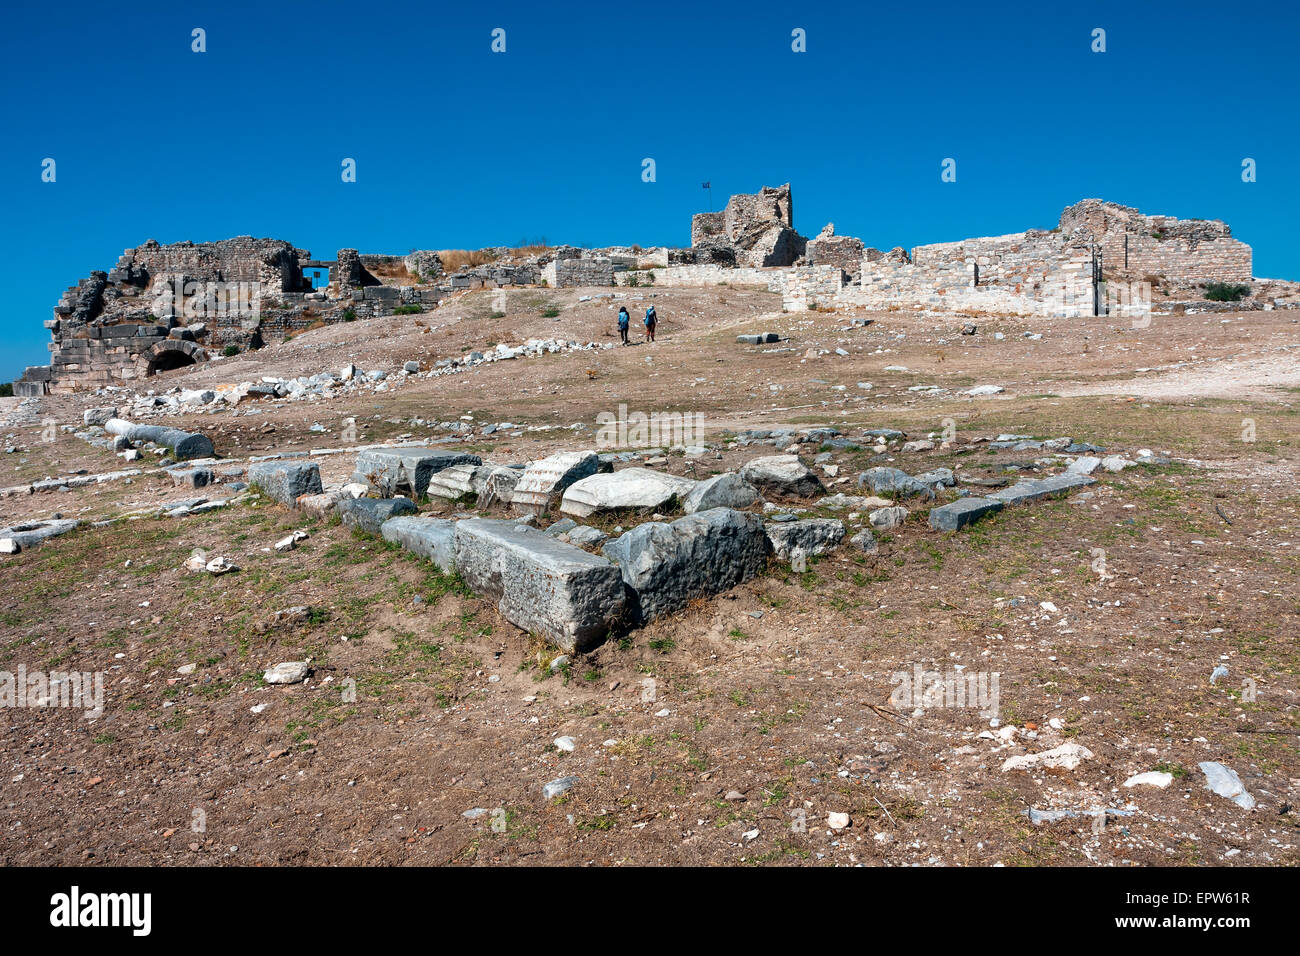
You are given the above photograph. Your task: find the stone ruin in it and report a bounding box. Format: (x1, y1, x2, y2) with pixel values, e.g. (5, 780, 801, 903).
(1057, 198, 1251, 284)
(13, 185, 1266, 394)
(690, 183, 808, 267)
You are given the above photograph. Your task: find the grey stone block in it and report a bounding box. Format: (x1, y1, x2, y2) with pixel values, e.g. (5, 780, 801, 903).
(338, 496, 417, 534)
(381, 516, 457, 571)
(858, 466, 934, 499)
(560, 467, 696, 518)
(738, 455, 823, 498)
(682, 473, 759, 514)
(764, 518, 845, 560)
(454, 518, 625, 652)
(0, 518, 79, 551)
(601, 508, 767, 625)
(929, 497, 1003, 532)
(248, 461, 323, 508)
(352, 447, 481, 498)
(169, 466, 214, 489)
(511, 451, 599, 514)
(988, 473, 1097, 506)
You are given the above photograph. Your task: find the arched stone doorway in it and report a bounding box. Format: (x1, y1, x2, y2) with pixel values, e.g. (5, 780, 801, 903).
(137, 340, 209, 377)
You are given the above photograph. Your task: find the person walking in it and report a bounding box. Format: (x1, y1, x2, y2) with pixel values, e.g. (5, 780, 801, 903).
(617, 306, 630, 345)
(643, 305, 657, 343)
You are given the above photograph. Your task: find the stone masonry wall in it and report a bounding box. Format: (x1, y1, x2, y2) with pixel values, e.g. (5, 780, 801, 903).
(542, 258, 615, 288)
(1059, 199, 1251, 283)
(20, 237, 305, 393)
(841, 231, 1097, 317)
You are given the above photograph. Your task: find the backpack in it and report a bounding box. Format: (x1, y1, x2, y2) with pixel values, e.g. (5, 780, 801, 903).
(645, 307, 656, 325)
(618, 309, 629, 327)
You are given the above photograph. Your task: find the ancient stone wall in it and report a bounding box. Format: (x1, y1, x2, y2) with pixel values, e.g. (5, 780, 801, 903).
(835, 229, 1096, 317)
(541, 258, 615, 288)
(616, 264, 785, 291)
(782, 265, 846, 311)
(805, 224, 866, 281)
(1058, 199, 1251, 283)
(690, 184, 807, 267)
(19, 237, 306, 393)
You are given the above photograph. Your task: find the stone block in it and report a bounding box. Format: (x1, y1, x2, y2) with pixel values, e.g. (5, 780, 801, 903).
(682, 473, 760, 513)
(560, 468, 696, 518)
(738, 455, 823, 498)
(248, 461, 323, 508)
(381, 516, 457, 571)
(602, 508, 767, 625)
(764, 518, 845, 560)
(352, 447, 481, 498)
(454, 518, 625, 652)
(987, 473, 1096, 506)
(510, 451, 599, 514)
(338, 496, 417, 534)
(929, 497, 1003, 532)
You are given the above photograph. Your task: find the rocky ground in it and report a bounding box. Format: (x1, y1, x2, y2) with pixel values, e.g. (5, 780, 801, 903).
(1, 284, 1298, 866)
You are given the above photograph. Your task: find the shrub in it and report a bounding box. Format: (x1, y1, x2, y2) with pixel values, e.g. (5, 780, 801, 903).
(342, 307, 357, 322)
(489, 310, 506, 319)
(393, 304, 422, 315)
(1203, 282, 1251, 302)
(222, 345, 240, 357)
(0, 383, 12, 397)
(541, 307, 561, 318)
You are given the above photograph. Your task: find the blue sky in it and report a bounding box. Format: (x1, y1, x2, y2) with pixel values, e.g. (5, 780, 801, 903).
(2, 0, 1296, 382)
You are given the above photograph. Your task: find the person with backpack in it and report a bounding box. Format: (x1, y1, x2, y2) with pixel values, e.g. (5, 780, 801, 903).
(643, 305, 657, 343)
(617, 306, 630, 345)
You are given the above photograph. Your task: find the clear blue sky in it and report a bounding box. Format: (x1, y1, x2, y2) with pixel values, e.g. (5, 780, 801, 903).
(2, 0, 1296, 382)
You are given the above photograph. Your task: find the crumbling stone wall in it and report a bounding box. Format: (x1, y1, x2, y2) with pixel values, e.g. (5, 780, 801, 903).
(541, 258, 615, 288)
(843, 230, 1097, 317)
(1058, 199, 1251, 283)
(782, 265, 846, 311)
(331, 249, 381, 293)
(690, 183, 807, 267)
(18, 237, 306, 394)
(805, 224, 866, 281)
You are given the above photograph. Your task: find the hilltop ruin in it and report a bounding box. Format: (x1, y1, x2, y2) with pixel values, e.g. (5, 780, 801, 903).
(14, 187, 1265, 395)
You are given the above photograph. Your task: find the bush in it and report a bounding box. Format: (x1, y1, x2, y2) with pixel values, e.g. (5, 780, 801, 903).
(393, 304, 422, 315)
(1203, 282, 1251, 302)
(342, 307, 357, 322)
(541, 307, 561, 318)
(489, 310, 506, 319)
(0, 383, 12, 397)
(222, 345, 240, 357)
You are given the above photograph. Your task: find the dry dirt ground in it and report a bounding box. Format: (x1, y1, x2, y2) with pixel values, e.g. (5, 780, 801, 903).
(1, 285, 1298, 866)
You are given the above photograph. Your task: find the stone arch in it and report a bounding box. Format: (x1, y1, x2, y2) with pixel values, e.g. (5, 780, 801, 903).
(138, 339, 208, 377)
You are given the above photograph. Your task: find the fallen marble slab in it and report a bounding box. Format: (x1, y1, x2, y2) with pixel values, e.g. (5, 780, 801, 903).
(738, 455, 823, 498)
(602, 508, 767, 625)
(338, 496, 417, 534)
(764, 518, 845, 560)
(987, 473, 1097, 506)
(929, 497, 1004, 532)
(511, 451, 599, 514)
(381, 516, 458, 572)
(560, 468, 696, 518)
(0, 518, 80, 553)
(352, 447, 481, 498)
(454, 518, 625, 651)
(248, 461, 323, 508)
(682, 473, 760, 514)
